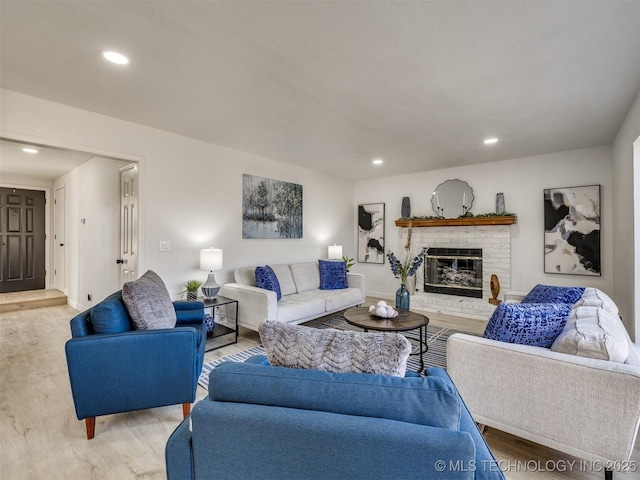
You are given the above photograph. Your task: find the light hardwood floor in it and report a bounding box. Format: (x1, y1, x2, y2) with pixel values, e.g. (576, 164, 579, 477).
(1, 300, 638, 479)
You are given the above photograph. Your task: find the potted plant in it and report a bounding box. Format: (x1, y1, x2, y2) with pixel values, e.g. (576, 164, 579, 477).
(181, 279, 203, 301)
(341, 255, 355, 272)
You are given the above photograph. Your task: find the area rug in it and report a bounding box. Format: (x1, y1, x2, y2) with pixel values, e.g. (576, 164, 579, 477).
(198, 315, 473, 390)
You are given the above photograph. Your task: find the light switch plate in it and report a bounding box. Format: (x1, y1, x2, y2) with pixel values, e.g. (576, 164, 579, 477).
(159, 241, 170, 251)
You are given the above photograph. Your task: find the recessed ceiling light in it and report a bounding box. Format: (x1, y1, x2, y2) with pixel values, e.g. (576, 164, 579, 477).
(22, 147, 38, 154)
(484, 138, 499, 145)
(372, 159, 383, 165)
(101, 51, 129, 65)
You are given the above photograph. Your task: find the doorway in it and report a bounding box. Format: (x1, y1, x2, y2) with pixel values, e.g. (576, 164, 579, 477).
(0, 187, 46, 293)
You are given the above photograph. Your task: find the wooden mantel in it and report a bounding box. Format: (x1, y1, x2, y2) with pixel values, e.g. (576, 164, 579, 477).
(395, 215, 517, 227)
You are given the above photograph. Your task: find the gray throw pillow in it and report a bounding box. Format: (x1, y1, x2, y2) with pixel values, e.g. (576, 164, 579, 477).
(122, 270, 177, 330)
(258, 320, 411, 377)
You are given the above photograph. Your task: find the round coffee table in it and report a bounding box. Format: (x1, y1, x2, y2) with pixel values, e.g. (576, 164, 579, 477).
(343, 306, 429, 372)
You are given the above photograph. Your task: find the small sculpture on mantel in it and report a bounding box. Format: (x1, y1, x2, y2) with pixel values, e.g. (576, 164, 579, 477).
(489, 274, 501, 306)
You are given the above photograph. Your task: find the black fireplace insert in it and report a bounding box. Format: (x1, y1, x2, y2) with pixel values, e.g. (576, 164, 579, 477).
(423, 247, 483, 298)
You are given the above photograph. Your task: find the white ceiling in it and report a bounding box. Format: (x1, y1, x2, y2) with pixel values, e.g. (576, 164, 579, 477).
(1, 1, 639, 181)
(0, 140, 95, 181)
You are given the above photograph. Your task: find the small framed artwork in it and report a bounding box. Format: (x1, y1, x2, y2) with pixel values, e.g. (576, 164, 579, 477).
(544, 184, 600, 275)
(358, 203, 385, 264)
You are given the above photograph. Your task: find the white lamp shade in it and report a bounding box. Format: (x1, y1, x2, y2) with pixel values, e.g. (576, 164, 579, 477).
(200, 248, 223, 271)
(328, 244, 343, 260)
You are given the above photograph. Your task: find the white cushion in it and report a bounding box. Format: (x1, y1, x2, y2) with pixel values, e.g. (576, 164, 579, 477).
(234, 267, 256, 286)
(270, 264, 297, 296)
(290, 262, 320, 293)
(276, 293, 326, 323)
(573, 288, 619, 315)
(551, 306, 629, 363)
(624, 337, 640, 367)
(306, 288, 364, 311)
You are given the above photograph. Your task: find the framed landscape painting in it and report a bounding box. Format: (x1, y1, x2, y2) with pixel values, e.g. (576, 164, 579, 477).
(543, 184, 600, 276)
(358, 203, 385, 264)
(242, 174, 303, 239)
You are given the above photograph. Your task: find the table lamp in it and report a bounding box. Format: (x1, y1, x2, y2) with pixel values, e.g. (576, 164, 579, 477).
(328, 244, 343, 260)
(200, 248, 223, 299)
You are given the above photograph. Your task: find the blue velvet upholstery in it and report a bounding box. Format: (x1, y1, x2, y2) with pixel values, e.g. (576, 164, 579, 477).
(483, 302, 572, 348)
(521, 284, 585, 305)
(244, 353, 422, 376)
(166, 358, 505, 480)
(255, 265, 282, 300)
(89, 290, 131, 334)
(65, 291, 205, 437)
(318, 259, 348, 289)
(209, 361, 461, 430)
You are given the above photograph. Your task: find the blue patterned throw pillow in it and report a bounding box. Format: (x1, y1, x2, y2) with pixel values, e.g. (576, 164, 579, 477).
(483, 302, 572, 348)
(521, 284, 585, 305)
(318, 259, 348, 290)
(255, 266, 282, 301)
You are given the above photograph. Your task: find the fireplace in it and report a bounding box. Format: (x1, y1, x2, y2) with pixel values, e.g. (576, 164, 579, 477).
(423, 248, 483, 298)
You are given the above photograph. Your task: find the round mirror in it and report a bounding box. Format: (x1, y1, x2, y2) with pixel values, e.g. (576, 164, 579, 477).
(431, 179, 474, 218)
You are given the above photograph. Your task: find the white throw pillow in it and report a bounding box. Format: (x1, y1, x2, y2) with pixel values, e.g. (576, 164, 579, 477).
(551, 306, 629, 363)
(572, 288, 619, 315)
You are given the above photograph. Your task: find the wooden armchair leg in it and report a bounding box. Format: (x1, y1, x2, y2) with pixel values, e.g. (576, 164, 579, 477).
(85, 417, 96, 439)
(182, 403, 191, 418)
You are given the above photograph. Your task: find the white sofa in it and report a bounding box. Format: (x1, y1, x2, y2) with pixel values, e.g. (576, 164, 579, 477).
(447, 289, 640, 477)
(219, 262, 365, 331)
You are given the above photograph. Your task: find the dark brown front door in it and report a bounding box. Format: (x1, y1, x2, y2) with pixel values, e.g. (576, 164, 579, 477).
(0, 187, 46, 293)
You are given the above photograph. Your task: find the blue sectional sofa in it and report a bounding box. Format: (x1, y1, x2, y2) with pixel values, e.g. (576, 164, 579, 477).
(166, 356, 505, 480)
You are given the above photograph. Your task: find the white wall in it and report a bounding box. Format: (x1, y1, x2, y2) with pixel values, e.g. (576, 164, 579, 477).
(54, 157, 128, 310)
(2, 87, 632, 334)
(355, 146, 614, 303)
(612, 88, 640, 340)
(1, 89, 355, 304)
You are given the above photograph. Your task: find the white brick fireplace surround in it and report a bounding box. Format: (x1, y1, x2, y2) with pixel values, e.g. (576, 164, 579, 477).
(402, 225, 512, 321)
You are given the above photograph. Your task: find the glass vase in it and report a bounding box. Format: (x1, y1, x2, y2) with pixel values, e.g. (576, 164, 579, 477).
(395, 284, 410, 310)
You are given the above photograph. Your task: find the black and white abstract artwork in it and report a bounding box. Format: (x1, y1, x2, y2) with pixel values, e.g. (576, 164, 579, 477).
(544, 185, 600, 276)
(242, 174, 303, 239)
(358, 203, 385, 264)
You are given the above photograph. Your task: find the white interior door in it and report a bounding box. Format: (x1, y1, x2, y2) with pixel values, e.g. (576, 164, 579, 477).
(54, 186, 65, 293)
(119, 164, 139, 285)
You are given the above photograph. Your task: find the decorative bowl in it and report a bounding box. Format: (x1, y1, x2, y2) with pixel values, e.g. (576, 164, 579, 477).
(371, 310, 398, 319)
(368, 302, 398, 319)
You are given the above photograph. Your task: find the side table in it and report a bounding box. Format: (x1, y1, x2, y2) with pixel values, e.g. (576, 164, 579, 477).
(201, 296, 238, 352)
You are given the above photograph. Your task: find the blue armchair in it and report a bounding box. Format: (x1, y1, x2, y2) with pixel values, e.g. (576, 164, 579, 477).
(65, 291, 206, 439)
